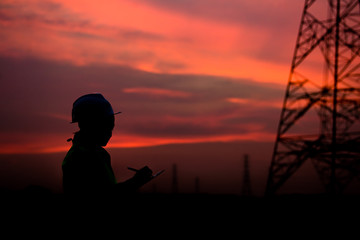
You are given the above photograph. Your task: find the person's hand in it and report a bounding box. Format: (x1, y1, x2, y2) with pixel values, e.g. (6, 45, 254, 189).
(133, 166, 153, 185)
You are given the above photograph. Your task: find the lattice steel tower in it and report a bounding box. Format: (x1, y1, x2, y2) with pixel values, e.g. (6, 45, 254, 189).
(266, 0, 360, 195)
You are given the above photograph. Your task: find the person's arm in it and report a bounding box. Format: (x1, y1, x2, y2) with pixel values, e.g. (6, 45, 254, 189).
(115, 166, 153, 193)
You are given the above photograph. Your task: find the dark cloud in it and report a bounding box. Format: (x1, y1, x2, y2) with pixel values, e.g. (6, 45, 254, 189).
(0, 56, 284, 146)
(0, 1, 167, 43)
(36, 1, 63, 12)
(0, 1, 170, 67)
(119, 29, 166, 42)
(137, 0, 303, 29)
(60, 31, 113, 42)
(0, 0, 90, 28)
(154, 60, 187, 72)
(116, 51, 155, 65)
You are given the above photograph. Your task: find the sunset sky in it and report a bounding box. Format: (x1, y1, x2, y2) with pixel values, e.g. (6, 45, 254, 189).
(0, 0, 307, 154)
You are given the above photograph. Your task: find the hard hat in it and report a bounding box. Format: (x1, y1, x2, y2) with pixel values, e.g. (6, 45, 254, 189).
(71, 93, 121, 123)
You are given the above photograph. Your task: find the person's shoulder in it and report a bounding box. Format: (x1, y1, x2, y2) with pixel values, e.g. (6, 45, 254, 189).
(63, 145, 93, 165)
(97, 146, 110, 158)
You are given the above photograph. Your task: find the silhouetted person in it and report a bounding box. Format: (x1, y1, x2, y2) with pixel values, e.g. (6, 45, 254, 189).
(62, 93, 153, 197)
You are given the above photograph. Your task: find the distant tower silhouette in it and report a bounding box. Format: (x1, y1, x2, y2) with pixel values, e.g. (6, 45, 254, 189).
(242, 154, 252, 196)
(172, 164, 178, 194)
(266, 0, 360, 195)
(195, 177, 200, 194)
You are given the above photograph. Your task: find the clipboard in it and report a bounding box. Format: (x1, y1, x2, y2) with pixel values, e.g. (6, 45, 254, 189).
(127, 167, 165, 179)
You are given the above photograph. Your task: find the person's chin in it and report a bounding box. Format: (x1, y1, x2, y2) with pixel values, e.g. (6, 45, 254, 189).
(100, 139, 109, 147)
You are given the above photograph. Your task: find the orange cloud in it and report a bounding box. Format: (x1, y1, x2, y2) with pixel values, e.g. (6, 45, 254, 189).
(226, 97, 283, 108)
(123, 87, 191, 98)
(0, 0, 303, 85)
(108, 132, 276, 149)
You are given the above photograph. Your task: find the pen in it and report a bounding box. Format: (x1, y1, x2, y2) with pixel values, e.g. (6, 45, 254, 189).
(127, 167, 139, 172)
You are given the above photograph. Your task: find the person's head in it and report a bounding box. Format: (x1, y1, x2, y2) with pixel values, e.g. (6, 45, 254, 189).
(71, 93, 120, 146)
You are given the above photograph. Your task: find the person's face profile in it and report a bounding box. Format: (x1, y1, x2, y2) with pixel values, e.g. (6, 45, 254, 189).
(97, 115, 115, 146)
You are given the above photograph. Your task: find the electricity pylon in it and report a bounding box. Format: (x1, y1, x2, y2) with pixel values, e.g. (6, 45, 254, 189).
(266, 0, 360, 195)
(172, 164, 178, 194)
(242, 154, 252, 196)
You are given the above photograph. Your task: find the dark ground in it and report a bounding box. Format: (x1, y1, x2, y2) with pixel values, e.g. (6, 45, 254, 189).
(2, 187, 359, 238)
(2, 186, 359, 215)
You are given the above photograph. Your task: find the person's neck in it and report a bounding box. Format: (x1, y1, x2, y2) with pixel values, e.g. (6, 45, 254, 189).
(73, 131, 101, 147)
